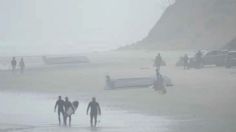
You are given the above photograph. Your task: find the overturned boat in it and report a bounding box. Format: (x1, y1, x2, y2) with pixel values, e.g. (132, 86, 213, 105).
(42, 55, 89, 65)
(105, 75, 173, 90)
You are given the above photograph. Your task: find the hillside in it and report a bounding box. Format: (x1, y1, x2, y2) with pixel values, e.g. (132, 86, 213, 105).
(224, 38, 236, 50)
(125, 0, 236, 50)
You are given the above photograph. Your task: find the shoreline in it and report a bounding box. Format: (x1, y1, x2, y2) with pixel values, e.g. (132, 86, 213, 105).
(0, 50, 235, 132)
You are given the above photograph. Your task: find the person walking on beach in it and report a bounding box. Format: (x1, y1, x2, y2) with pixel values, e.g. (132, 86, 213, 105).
(54, 96, 65, 126)
(64, 97, 74, 127)
(183, 54, 189, 69)
(153, 68, 166, 94)
(19, 58, 25, 73)
(106, 75, 114, 89)
(11, 57, 17, 72)
(195, 50, 203, 68)
(154, 53, 163, 71)
(87, 97, 101, 127)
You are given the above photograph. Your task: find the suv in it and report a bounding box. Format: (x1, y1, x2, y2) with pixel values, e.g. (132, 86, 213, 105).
(203, 50, 228, 66)
(225, 51, 236, 68)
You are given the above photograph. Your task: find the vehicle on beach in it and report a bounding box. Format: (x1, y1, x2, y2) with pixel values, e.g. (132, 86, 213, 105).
(42, 56, 89, 65)
(177, 50, 230, 68)
(202, 50, 228, 66)
(225, 51, 236, 68)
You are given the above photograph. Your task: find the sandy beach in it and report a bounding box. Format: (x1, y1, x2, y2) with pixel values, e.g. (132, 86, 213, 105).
(0, 50, 236, 132)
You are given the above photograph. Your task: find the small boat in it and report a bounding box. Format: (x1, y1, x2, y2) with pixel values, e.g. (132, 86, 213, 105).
(42, 56, 89, 65)
(105, 75, 173, 90)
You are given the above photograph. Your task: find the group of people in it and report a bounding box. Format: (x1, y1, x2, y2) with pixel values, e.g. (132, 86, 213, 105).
(181, 51, 203, 69)
(11, 57, 25, 73)
(54, 96, 101, 127)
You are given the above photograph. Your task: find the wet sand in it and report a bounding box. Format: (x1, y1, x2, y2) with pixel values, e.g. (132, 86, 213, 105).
(0, 92, 171, 132)
(0, 50, 236, 132)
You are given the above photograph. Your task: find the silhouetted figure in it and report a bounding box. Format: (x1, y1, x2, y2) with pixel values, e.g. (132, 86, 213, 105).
(154, 68, 166, 93)
(64, 97, 74, 127)
(195, 50, 203, 68)
(155, 68, 160, 78)
(19, 58, 25, 73)
(183, 54, 189, 69)
(11, 57, 17, 72)
(106, 75, 113, 89)
(154, 53, 163, 71)
(54, 96, 65, 126)
(87, 97, 101, 127)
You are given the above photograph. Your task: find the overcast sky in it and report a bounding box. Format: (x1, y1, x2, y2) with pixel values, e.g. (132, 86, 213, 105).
(0, 0, 173, 55)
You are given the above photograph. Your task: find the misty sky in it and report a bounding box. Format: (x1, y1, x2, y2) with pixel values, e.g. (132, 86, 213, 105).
(0, 0, 174, 55)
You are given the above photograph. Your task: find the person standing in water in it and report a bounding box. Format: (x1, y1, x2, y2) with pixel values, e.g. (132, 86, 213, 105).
(54, 96, 65, 126)
(87, 97, 101, 127)
(154, 53, 163, 71)
(19, 58, 25, 73)
(11, 57, 17, 72)
(64, 97, 74, 127)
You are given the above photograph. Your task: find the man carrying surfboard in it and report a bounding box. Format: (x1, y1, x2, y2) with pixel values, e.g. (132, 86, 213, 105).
(64, 97, 75, 127)
(86, 97, 101, 127)
(54, 96, 65, 126)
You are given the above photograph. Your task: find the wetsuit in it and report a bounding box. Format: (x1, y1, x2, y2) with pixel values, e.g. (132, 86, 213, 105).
(11, 59, 17, 72)
(55, 99, 65, 125)
(19, 60, 25, 73)
(87, 101, 101, 127)
(183, 56, 189, 69)
(154, 55, 162, 71)
(64, 100, 74, 126)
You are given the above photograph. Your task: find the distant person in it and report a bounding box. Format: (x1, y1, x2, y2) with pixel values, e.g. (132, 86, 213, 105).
(54, 96, 65, 126)
(183, 54, 189, 69)
(19, 58, 25, 73)
(106, 75, 113, 89)
(11, 57, 17, 72)
(87, 97, 101, 127)
(64, 97, 74, 127)
(154, 53, 163, 71)
(155, 68, 160, 78)
(195, 50, 203, 68)
(154, 68, 166, 93)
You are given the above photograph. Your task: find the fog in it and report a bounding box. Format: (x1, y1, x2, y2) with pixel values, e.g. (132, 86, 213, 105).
(1, 0, 235, 132)
(0, 0, 174, 55)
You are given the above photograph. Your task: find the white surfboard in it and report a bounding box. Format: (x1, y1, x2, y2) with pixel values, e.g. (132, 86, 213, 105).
(66, 101, 79, 116)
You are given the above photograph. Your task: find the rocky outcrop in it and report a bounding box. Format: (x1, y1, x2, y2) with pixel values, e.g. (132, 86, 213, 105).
(126, 0, 236, 50)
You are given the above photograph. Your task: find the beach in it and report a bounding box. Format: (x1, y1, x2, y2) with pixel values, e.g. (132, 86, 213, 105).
(0, 50, 236, 132)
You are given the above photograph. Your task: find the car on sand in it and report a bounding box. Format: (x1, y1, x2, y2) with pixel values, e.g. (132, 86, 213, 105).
(225, 51, 236, 68)
(202, 50, 228, 66)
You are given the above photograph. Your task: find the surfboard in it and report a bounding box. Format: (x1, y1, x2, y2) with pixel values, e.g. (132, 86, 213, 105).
(66, 101, 79, 116)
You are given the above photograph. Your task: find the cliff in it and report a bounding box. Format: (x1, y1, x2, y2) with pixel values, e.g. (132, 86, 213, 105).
(125, 0, 236, 50)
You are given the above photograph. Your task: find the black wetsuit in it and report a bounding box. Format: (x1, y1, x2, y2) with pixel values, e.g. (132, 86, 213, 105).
(64, 100, 74, 126)
(183, 56, 189, 69)
(55, 99, 65, 125)
(87, 101, 101, 127)
(11, 59, 17, 72)
(19, 60, 25, 73)
(154, 55, 162, 71)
